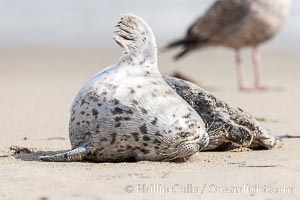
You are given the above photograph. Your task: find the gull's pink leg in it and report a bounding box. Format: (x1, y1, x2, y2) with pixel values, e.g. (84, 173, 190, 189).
(252, 46, 263, 89)
(235, 49, 245, 90)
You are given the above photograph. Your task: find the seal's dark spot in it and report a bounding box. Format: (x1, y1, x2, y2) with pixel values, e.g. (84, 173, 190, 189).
(80, 111, 85, 115)
(132, 100, 139, 105)
(126, 145, 132, 149)
(129, 88, 135, 94)
(126, 109, 133, 114)
(110, 133, 117, 144)
(140, 107, 148, 114)
(97, 103, 102, 107)
(143, 135, 151, 141)
(114, 116, 122, 122)
(155, 131, 162, 137)
(188, 123, 194, 128)
(76, 122, 80, 125)
(100, 138, 108, 142)
(151, 117, 158, 125)
(141, 149, 150, 154)
(92, 108, 98, 119)
(153, 139, 161, 145)
(113, 107, 123, 114)
(183, 113, 192, 118)
(143, 143, 148, 146)
(115, 123, 121, 128)
(132, 146, 140, 151)
(123, 117, 131, 121)
(131, 132, 139, 141)
(112, 99, 120, 105)
(140, 58, 145, 65)
(139, 124, 148, 134)
(80, 99, 89, 106)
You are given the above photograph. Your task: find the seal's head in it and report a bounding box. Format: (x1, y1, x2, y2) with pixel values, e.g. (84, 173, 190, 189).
(156, 118, 208, 161)
(176, 122, 209, 156)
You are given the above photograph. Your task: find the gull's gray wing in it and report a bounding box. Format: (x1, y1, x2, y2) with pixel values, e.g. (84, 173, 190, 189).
(167, 0, 250, 59)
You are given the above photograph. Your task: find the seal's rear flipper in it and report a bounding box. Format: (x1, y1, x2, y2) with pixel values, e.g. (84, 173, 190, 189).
(250, 127, 276, 149)
(114, 14, 157, 64)
(40, 146, 90, 162)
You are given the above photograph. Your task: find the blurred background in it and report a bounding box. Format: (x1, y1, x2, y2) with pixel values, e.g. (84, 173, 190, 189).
(0, 0, 299, 51)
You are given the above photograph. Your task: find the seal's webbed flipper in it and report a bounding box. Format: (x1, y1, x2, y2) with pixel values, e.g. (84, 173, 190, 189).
(250, 127, 276, 149)
(40, 146, 90, 162)
(114, 14, 157, 64)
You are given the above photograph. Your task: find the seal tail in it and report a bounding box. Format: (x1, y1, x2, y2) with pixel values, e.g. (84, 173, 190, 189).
(114, 14, 157, 63)
(40, 146, 90, 162)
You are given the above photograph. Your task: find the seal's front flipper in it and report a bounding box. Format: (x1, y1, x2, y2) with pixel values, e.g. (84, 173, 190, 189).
(40, 146, 90, 162)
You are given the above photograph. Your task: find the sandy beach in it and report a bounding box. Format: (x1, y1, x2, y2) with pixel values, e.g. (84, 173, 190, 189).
(0, 49, 300, 200)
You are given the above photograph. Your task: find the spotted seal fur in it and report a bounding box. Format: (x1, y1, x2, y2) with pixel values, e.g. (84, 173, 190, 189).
(40, 14, 209, 162)
(164, 76, 276, 150)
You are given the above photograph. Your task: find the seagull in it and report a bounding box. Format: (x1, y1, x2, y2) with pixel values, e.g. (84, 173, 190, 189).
(167, 0, 290, 90)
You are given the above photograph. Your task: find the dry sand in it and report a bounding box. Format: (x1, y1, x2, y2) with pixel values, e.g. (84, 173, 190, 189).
(0, 49, 299, 200)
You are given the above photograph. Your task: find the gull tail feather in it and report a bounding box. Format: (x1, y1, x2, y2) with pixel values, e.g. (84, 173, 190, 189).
(165, 37, 208, 60)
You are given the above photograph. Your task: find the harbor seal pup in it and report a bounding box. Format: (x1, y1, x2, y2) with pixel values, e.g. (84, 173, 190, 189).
(40, 14, 209, 162)
(164, 76, 276, 150)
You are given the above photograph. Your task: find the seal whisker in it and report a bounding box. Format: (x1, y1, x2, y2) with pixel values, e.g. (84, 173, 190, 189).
(208, 120, 230, 135)
(206, 116, 216, 132)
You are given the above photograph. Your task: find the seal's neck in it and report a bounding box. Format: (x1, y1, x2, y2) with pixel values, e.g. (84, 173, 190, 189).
(113, 14, 158, 67)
